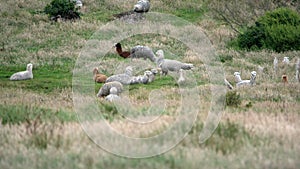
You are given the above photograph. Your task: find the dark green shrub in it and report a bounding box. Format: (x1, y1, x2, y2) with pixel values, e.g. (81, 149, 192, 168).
(225, 91, 241, 107)
(44, 0, 80, 20)
(235, 8, 300, 52)
(219, 55, 233, 63)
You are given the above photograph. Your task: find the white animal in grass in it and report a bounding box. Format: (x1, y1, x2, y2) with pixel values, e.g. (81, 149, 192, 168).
(296, 58, 300, 82)
(273, 56, 278, 72)
(97, 81, 123, 97)
(134, 0, 150, 13)
(105, 66, 133, 85)
(155, 50, 193, 75)
(105, 87, 121, 102)
(282, 57, 290, 64)
(10, 63, 33, 81)
(129, 70, 155, 84)
(236, 71, 257, 87)
(233, 72, 242, 83)
(177, 69, 185, 84)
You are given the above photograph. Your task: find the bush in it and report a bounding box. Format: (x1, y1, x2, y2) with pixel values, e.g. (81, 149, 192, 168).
(235, 8, 300, 52)
(44, 0, 80, 20)
(225, 91, 241, 107)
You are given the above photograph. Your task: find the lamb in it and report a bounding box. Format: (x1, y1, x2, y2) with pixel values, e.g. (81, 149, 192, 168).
(129, 70, 155, 84)
(155, 50, 193, 75)
(97, 81, 123, 97)
(133, 0, 150, 13)
(10, 63, 33, 81)
(105, 87, 121, 102)
(93, 67, 107, 83)
(105, 66, 133, 85)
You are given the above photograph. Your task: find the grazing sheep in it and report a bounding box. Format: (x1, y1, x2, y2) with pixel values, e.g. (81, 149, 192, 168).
(236, 71, 257, 87)
(296, 58, 300, 82)
(105, 87, 121, 102)
(93, 67, 107, 83)
(10, 63, 33, 81)
(105, 66, 133, 85)
(129, 70, 155, 84)
(134, 0, 150, 13)
(130, 45, 156, 62)
(97, 81, 123, 97)
(155, 50, 193, 75)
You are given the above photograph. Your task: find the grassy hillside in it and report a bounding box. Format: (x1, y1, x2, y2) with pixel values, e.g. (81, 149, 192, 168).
(0, 0, 299, 168)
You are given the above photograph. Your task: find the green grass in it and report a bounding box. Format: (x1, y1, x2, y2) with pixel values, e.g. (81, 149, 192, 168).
(0, 104, 76, 125)
(0, 0, 300, 169)
(0, 63, 73, 93)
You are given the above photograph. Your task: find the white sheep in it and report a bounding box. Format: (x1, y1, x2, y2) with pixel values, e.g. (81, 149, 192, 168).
(105, 87, 121, 102)
(105, 66, 133, 85)
(133, 0, 150, 13)
(155, 50, 194, 75)
(10, 63, 33, 81)
(97, 81, 123, 97)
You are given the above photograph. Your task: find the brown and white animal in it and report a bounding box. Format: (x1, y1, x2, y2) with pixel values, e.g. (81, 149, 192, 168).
(93, 67, 107, 83)
(114, 43, 156, 62)
(282, 74, 288, 84)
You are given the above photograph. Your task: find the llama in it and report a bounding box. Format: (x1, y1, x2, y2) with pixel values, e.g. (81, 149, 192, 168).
(10, 63, 33, 81)
(155, 50, 193, 75)
(93, 67, 107, 83)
